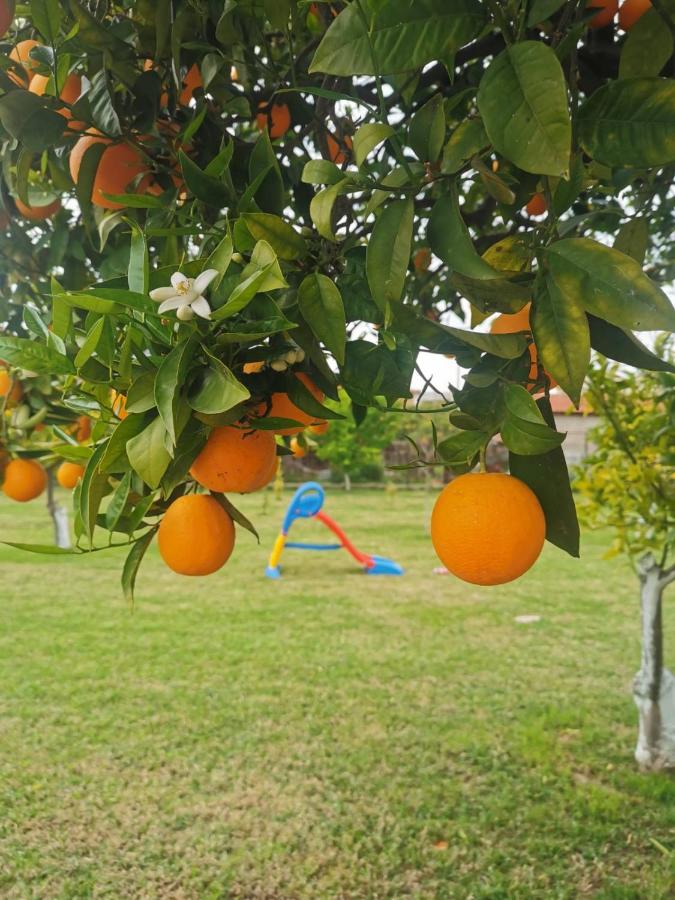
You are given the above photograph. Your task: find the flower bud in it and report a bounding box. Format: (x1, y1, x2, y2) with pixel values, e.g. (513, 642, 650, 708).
(176, 305, 194, 322)
(270, 359, 288, 372)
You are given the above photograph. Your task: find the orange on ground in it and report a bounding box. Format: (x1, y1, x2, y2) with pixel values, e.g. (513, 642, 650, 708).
(525, 192, 547, 216)
(267, 373, 325, 435)
(190, 425, 277, 493)
(290, 436, 306, 458)
(2, 458, 47, 502)
(430, 473, 546, 586)
(111, 391, 128, 419)
(309, 421, 329, 435)
(158, 494, 235, 576)
(8, 39, 40, 85)
(0, 368, 23, 404)
(0, 0, 14, 38)
(326, 133, 352, 165)
(490, 303, 556, 389)
(414, 248, 432, 273)
(179, 63, 202, 105)
(587, 0, 618, 27)
(14, 196, 61, 221)
(69, 132, 153, 210)
(618, 0, 651, 29)
(256, 101, 292, 139)
(56, 461, 85, 489)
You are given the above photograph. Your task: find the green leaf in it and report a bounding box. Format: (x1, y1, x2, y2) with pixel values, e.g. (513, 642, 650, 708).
(450, 272, 534, 315)
(587, 314, 675, 373)
(309, 0, 487, 76)
(545, 238, 675, 331)
(74, 318, 106, 369)
(126, 372, 156, 413)
(309, 178, 353, 241)
(105, 471, 132, 532)
(155, 338, 196, 446)
(366, 197, 414, 314)
(551, 153, 584, 216)
(179, 150, 229, 207)
(126, 416, 172, 489)
(500, 384, 566, 455)
(509, 395, 579, 557)
(214, 494, 260, 542)
(0, 336, 74, 374)
(188, 350, 250, 414)
(364, 165, 413, 217)
(286, 375, 344, 421)
(613, 217, 649, 264)
(301, 159, 345, 185)
(298, 274, 346, 365)
(0, 91, 66, 150)
(531, 278, 590, 406)
(74, 140, 106, 227)
(122, 529, 157, 603)
(59, 292, 121, 315)
(99, 415, 148, 474)
(100, 192, 166, 209)
(31, 0, 62, 43)
(527, 0, 566, 26)
(79, 443, 110, 548)
(442, 118, 489, 173)
(87, 69, 121, 136)
(477, 41, 571, 176)
(211, 264, 274, 321)
(578, 78, 675, 168)
(408, 94, 445, 162)
(353, 122, 394, 167)
(393, 306, 527, 359)
(241, 213, 308, 260)
(619, 9, 674, 79)
(1, 542, 78, 555)
(436, 427, 488, 471)
(428, 189, 499, 280)
(205, 226, 234, 289)
(127, 224, 149, 295)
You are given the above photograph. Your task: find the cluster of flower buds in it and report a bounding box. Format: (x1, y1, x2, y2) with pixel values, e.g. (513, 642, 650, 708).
(269, 346, 306, 372)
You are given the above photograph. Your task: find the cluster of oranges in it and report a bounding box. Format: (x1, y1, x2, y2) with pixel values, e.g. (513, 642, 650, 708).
(587, 0, 651, 30)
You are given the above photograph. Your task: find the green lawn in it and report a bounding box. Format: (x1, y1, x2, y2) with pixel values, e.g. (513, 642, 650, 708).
(0, 486, 673, 899)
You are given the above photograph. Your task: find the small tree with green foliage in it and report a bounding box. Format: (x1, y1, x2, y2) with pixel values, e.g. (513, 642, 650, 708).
(576, 344, 675, 770)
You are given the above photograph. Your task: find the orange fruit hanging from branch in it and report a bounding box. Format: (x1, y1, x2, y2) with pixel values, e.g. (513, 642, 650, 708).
(56, 462, 85, 489)
(618, 0, 651, 29)
(2, 458, 47, 502)
(8, 39, 41, 86)
(14, 196, 61, 220)
(0, 368, 23, 405)
(256, 100, 291, 139)
(587, 0, 618, 28)
(190, 425, 277, 493)
(431, 473, 546, 585)
(158, 494, 235, 576)
(70, 133, 154, 210)
(267, 373, 325, 435)
(490, 303, 556, 390)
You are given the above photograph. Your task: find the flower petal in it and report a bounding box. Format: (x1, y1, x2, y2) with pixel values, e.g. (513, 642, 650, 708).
(157, 296, 184, 314)
(190, 295, 212, 319)
(193, 268, 219, 295)
(171, 271, 190, 291)
(149, 286, 177, 302)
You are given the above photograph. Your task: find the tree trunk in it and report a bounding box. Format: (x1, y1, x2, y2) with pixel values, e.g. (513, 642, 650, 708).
(633, 554, 675, 771)
(46, 470, 71, 549)
(343, 472, 351, 491)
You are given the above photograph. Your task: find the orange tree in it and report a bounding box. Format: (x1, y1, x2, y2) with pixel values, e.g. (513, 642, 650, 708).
(0, 0, 673, 597)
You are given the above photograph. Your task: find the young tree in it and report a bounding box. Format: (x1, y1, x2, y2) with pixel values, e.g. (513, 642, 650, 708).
(0, 0, 671, 603)
(576, 348, 675, 771)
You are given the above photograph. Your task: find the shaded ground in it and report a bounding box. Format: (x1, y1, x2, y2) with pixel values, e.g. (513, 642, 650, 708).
(0, 487, 673, 898)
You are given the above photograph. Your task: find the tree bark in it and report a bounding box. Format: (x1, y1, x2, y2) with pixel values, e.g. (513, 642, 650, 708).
(343, 472, 351, 492)
(46, 470, 71, 549)
(633, 554, 675, 771)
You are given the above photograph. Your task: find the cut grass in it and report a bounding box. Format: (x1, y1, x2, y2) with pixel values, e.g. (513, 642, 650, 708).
(0, 486, 674, 898)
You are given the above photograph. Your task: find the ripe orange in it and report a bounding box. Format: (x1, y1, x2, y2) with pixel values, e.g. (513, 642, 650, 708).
(243, 360, 266, 374)
(587, 0, 618, 27)
(56, 461, 85, 489)
(75, 415, 92, 442)
(490, 303, 556, 389)
(69, 132, 153, 209)
(8, 39, 40, 85)
(267, 373, 325, 435)
(289, 436, 306, 458)
(30, 72, 84, 129)
(158, 494, 235, 576)
(525, 192, 547, 216)
(0, 368, 23, 404)
(309, 421, 329, 435)
(2, 458, 47, 502)
(190, 425, 277, 493)
(413, 247, 432, 273)
(0, 0, 14, 38)
(326, 132, 352, 165)
(111, 391, 128, 419)
(256, 101, 292, 139)
(431, 473, 546, 585)
(14, 196, 61, 220)
(179, 63, 202, 105)
(618, 0, 651, 29)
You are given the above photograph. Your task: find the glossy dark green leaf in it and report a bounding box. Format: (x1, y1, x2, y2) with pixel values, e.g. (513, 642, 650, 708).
(587, 314, 675, 373)
(126, 372, 157, 414)
(408, 93, 445, 162)
(619, 10, 674, 79)
(500, 384, 566, 455)
(366, 197, 414, 313)
(286, 375, 345, 421)
(74, 318, 106, 369)
(428, 189, 499, 279)
(205, 226, 234, 289)
(214, 494, 260, 542)
(551, 153, 584, 216)
(309, 0, 487, 76)
(298, 274, 346, 365)
(241, 213, 308, 260)
(532, 277, 590, 405)
(0, 336, 74, 374)
(179, 150, 229, 207)
(477, 41, 571, 176)
(393, 306, 527, 359)
(211, 264, 274, 321)
(436, 427, 489, 471)
(545, 238, 675, 331)
(1, 542, 78, 555)
(155, 338, 197, 446)
(79, 443, 109, 548)
(99, 415, 148, 474)
(0, 91, 66, 150)
(509, 395, 580, 557)
(442, 118, 489, 173)
(121, 528, 157, 603)
(126, 416, 172, 489)
(450, 272, 532, 314)
(87, 70, 121, 136)
(526, 0, 566, 25)
(105, 471, 132, 531)
(128, 224, 149, 295)
(31, 0, 62, 43)
(578, 78, 675, 167)
(188, 351, 250, 414)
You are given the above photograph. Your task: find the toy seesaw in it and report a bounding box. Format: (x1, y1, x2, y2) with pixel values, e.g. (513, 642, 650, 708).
(265, 482, 404, 579)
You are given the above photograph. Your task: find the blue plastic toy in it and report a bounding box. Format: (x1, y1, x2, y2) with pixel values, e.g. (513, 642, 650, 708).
(265, 482, 404, 579)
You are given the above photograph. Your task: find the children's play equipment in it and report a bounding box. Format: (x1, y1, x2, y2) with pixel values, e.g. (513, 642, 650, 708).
(265, 482, 404, 579)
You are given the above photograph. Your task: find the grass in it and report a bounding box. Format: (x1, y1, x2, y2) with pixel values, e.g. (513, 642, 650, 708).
(0, 485, 674, 899)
